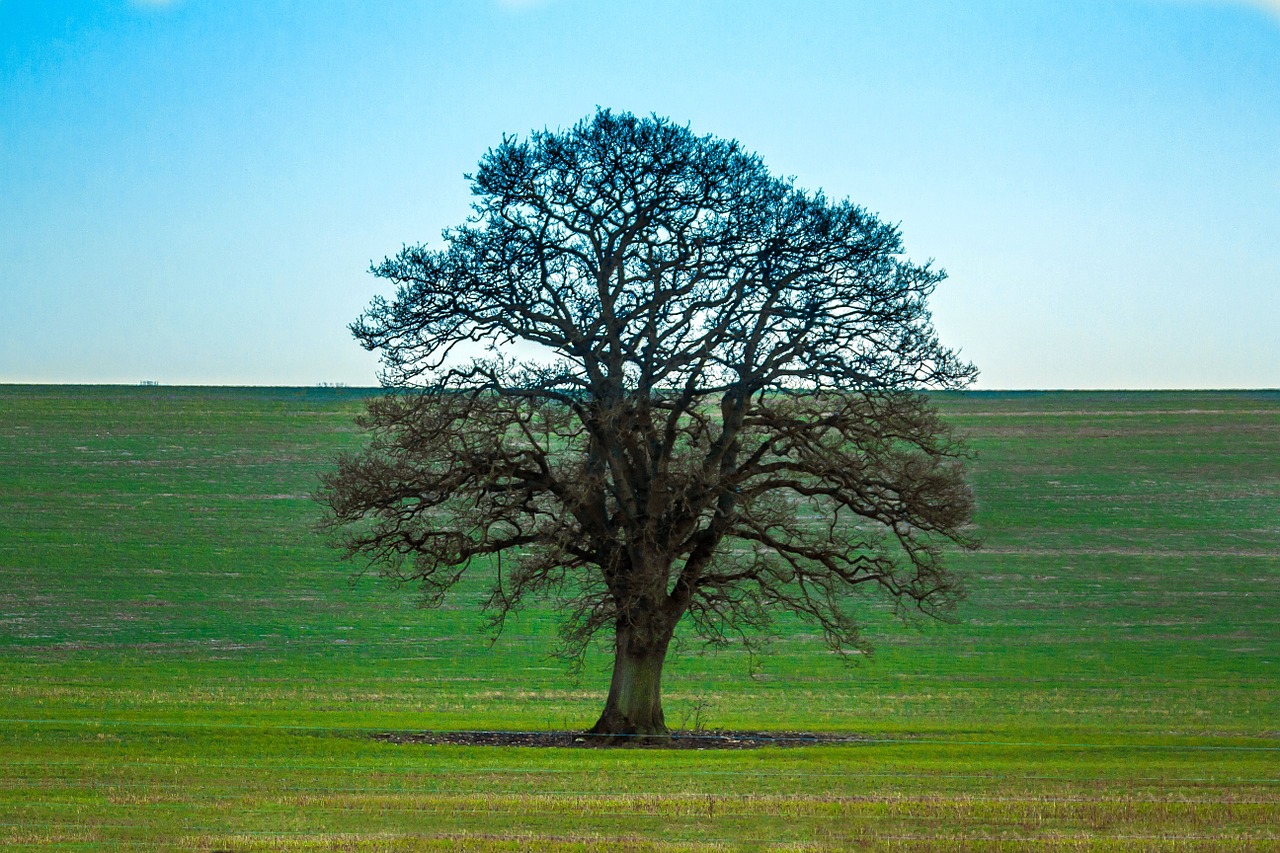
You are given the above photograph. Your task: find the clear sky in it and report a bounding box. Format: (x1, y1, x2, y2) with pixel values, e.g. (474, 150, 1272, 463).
(2, 0, 1277, 388)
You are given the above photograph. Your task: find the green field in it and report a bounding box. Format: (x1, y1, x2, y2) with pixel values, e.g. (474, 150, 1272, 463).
(1, 385, 1277, 850)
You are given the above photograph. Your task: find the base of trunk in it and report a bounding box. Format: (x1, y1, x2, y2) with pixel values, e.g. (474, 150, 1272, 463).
(586, 706, 670, 746)
(588, 631, 671, 745)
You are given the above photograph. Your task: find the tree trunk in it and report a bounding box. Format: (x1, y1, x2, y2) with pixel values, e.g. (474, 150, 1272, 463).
(588, 623, 673, 743)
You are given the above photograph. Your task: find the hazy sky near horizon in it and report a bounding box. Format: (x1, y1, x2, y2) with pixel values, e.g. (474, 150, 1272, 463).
(2, 1, 1277, 388)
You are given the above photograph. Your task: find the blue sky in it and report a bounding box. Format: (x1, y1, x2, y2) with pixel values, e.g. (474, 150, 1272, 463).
(2, 0, 1277, 388)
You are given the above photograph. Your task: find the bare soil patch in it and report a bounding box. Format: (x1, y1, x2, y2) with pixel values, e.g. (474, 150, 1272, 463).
(372, 729, 872, 749)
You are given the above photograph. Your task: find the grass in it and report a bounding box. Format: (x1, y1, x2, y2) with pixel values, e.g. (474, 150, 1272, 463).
(1, 385, 1277, 849)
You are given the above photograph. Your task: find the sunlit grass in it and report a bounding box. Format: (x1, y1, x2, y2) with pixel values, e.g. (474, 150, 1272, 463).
(1, 386, 1277, 848)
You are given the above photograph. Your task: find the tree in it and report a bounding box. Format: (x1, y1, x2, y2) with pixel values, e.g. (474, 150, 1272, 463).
(317, 109, 977, 740)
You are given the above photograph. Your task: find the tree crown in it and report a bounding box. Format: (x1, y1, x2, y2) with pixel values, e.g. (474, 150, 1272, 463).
(356, 108, 974, 397)
(321, 109, 976, 666)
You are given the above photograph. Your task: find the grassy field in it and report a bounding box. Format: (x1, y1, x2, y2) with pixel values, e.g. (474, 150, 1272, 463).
(1, 385, 1277, 850)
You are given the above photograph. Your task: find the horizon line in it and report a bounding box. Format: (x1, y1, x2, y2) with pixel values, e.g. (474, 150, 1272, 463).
(2, 383, 1278, 394)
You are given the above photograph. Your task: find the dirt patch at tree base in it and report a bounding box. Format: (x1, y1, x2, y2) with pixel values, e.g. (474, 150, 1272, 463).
(371, 730, 872, 749)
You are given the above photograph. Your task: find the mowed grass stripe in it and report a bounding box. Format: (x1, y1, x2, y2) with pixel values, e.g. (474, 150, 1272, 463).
(4, 718, 1280, 753)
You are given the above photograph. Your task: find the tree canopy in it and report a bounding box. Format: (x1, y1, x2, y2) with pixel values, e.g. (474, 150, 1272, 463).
(318, 109, 977, 739)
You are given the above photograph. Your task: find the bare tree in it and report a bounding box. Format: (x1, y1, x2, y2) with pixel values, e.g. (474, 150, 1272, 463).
(317, 109, 977, 740)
